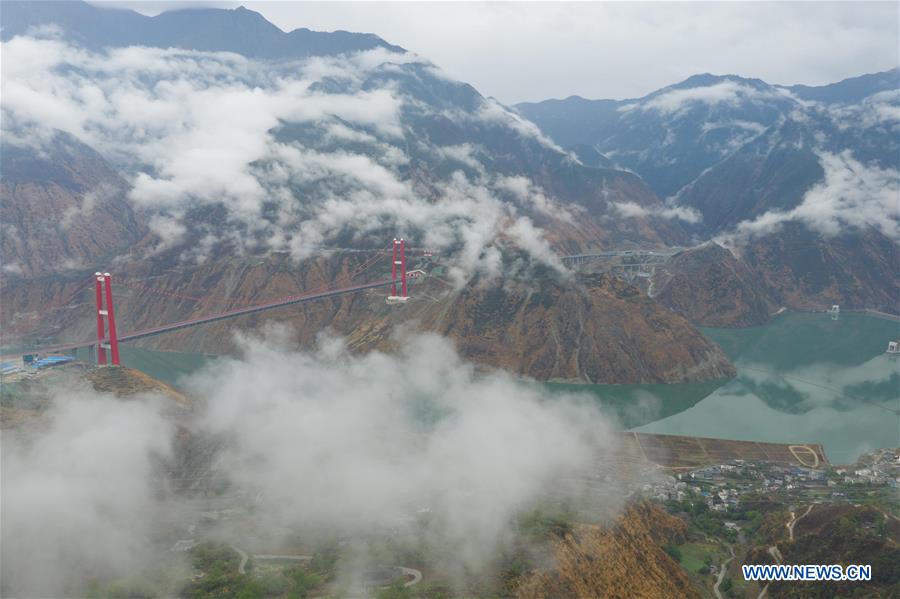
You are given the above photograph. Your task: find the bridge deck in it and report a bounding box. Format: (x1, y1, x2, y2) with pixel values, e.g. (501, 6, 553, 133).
(15, 278, 400, 357)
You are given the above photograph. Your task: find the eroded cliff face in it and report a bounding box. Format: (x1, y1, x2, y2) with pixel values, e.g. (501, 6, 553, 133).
(428, 271, 735, 383)
(652, 244, 773, 327)
(2, 254, 734, 385)
(740, 225, 900, 314)
(650, 230, 900, 328)
(517, 501, 698, 599)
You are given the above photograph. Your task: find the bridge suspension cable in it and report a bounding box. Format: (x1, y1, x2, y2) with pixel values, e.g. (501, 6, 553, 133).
(15, 240, 412, 363)
(114, 245, 392, 307)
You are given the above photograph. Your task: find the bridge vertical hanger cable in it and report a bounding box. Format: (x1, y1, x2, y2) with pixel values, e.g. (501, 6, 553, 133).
(115, 244, 392, 308)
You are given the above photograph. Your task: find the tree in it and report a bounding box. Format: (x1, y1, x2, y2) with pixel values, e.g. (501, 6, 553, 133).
(663, 543, 683, 562)
(720, 577, 733, 594)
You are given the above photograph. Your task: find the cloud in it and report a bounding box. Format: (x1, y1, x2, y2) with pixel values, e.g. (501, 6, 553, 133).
(2, 34, 570, 280)
(621, 81, 790, 116)
(431, 142, 486, 174)
(1, 34, 405, 211)
(476, 97, 569, 154)
(1, 388, 174, 597)
(191, 329, 618, 571)
(60, 183, 120, 229)
(827, 88, 900, 130)
(612, 200, 702, 224)
(495, 175, 574, 222)
(723, 150, 900, 243)
(1, 260, 24, 275)
(1, 330, 622, 594)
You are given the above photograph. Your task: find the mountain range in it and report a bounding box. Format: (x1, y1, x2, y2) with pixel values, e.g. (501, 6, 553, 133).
(516, 70, 898, 204)
(0, 1, 404, 57)
(519, 69, 899, 321)
(1, 1, 897, 385)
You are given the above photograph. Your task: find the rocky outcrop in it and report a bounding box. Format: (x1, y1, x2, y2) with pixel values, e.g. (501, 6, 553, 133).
(427, 271, 735, 383)
(653, 243, 773, 327)
(741, 225, 900, 314)
(86, 366, 191, 408)
(651, 230, 899, 328)
(517, 501, 698, 599)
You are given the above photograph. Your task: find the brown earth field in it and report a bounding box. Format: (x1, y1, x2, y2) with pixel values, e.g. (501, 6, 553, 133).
(615, 432, 829, 471)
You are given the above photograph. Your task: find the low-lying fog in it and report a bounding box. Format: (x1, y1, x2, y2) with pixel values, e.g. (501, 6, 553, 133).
(1, 328, 624, 596)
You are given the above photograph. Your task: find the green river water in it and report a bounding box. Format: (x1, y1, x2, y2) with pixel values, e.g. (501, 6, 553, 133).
(638, 313, 899, 464)
(52, 312, 900, 465)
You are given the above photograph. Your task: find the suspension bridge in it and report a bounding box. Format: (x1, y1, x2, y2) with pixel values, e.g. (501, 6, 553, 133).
(11, 238, 416, 366)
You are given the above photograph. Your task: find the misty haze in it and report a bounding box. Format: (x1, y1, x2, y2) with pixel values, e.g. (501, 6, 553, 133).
(1, 2, 898, 598)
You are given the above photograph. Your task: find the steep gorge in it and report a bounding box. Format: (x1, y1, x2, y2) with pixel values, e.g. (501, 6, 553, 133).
(2, 253, 734, 384)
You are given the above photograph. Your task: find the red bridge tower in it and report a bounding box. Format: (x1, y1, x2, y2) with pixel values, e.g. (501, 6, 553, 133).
(94, 272, 121, 365)
(387, 238, 409, 304)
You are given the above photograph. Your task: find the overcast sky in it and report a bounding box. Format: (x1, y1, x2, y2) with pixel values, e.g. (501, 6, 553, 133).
(94, 1, 900, 103)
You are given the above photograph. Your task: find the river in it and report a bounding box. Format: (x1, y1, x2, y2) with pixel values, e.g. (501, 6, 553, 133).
(73, 312, 899, 465)
(636, 312, 899, 464)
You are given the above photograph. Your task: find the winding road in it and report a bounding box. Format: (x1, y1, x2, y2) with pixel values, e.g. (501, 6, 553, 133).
(713, 544, 735, 599)
(787, 505, 813, 541)
(757, 506, 814, 598)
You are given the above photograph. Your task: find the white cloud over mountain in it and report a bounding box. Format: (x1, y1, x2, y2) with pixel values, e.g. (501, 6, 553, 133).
(620, 81, 794, 116)
(1, 33, 570, 281)
(724, 150, 900, 244)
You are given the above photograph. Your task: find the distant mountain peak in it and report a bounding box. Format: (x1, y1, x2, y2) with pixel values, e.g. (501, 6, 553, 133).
(666, 73, 772, 92)
(1, 0, 405, 58)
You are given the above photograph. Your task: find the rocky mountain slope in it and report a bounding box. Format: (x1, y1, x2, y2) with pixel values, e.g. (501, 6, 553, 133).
(519, 70, 900, 320)
(651, 244, 773, 327)
(739, 225, 899, 312)
(0, 132, 147, 278)
(744, 503, 900, 598)
(649, 233, 899, 326)
(426, 272, 734, 383)
(0, 2, 734, 384)
(517, 70, 898, 204)
(517, 501, 698, 599)
(1, 252, 734, 384)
